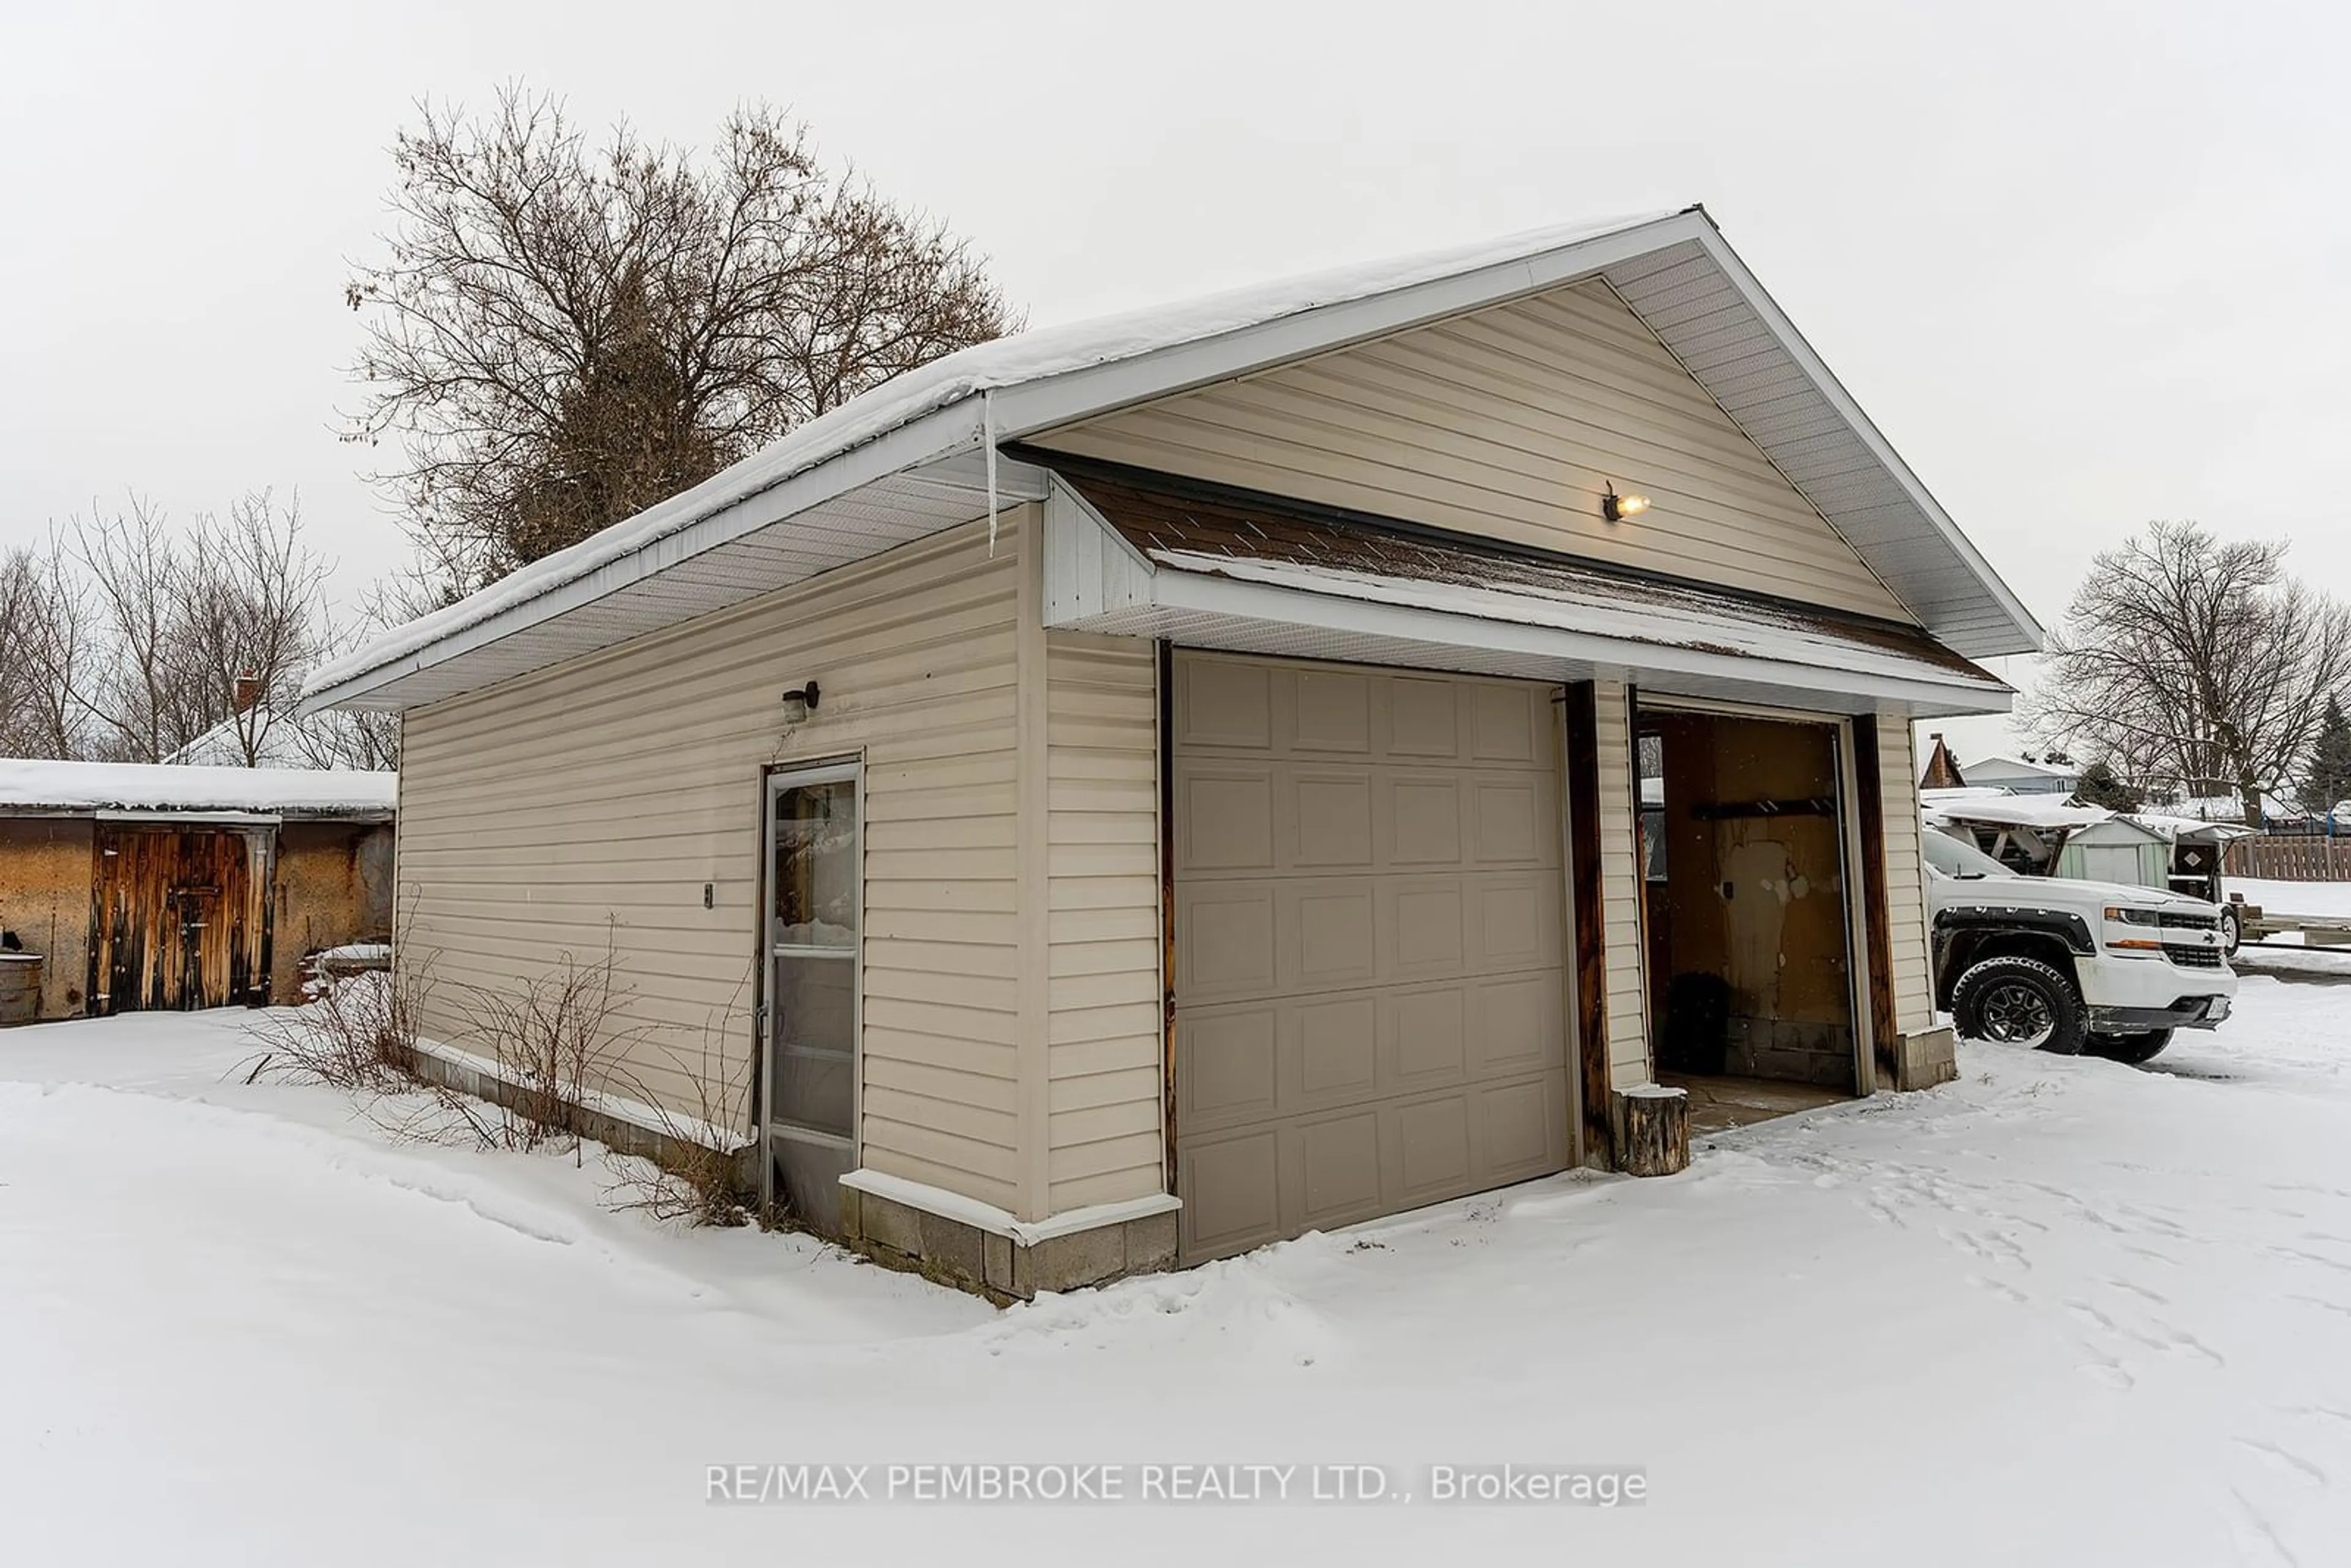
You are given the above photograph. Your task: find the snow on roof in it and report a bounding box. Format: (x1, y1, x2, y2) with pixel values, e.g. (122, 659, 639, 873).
(304, 210, 1673, 700)
(161, 712, 312, 768)
(1960, 754, 2079, 780)
(2123, 811, 2259, 843)
(2169, 792, 2304, 823)
(1920, 789, 2110, 832)
(0, 760, 397, 818)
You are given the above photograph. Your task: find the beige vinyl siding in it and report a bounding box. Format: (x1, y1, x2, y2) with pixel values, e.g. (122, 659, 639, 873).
(397, 515, 1027, 1212)
(1877, 711, 1937, 1033)
(1043, 631, 1165, 1212)
(1036, 277, 1911, 622)
(1592, 679, 1652, 1087)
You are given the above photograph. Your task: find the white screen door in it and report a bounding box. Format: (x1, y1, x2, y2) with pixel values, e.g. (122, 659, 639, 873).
(762, 760, 861, 1223)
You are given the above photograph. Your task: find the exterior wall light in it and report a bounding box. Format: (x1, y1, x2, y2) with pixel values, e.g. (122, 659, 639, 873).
(779, 681, 821, 724)
(1602, 484, 1651, 522)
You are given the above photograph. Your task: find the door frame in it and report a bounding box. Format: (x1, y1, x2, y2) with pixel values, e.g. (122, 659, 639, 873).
(1549, 685, 1589, 1168)
(756, 756, 865, 1218)
(1630, 692, 1879, 1097)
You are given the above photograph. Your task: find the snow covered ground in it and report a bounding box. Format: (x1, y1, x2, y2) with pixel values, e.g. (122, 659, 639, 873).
(2235, 876, 2351, 923)
(7, 976, 2351, 1566)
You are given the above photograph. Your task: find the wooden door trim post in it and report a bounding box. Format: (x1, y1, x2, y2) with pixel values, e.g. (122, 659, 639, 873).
(1563, 681, 1613, 1167)
(1851, 718, 1902, 1085)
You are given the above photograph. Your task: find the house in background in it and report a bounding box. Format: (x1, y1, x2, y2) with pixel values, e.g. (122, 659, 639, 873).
(1918, 732, 1967, 790)
(0, 760, 396, 1023)
(1955, 754, 2079, 796)
(304, 206, 2037, 1297)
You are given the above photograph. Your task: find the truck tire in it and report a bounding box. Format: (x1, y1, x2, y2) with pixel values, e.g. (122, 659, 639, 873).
(2220, 906, 2242, 958)
(2090, 1029, 2174, 1065)
(1950, 956, 2087, 1055)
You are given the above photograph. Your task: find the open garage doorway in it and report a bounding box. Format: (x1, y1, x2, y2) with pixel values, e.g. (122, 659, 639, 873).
(1636, 703, 1868, 1134)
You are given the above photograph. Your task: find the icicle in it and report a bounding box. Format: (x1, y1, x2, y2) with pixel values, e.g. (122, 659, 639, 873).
(984, 391, 999, 558)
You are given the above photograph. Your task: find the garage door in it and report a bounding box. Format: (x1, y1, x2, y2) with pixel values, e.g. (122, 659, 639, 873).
(1172, 652, 1573, 1261)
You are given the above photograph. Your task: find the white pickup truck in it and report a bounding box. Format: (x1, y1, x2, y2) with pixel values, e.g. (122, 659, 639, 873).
(1922, 829, 2237, 1065)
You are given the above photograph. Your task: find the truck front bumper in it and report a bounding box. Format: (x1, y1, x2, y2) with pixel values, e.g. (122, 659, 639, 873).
(2078, 952, 2238, 1033)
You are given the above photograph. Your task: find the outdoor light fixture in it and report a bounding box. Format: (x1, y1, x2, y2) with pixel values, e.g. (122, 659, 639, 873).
(1602, 483, 1651, 522)
(779, 681, 821, 724)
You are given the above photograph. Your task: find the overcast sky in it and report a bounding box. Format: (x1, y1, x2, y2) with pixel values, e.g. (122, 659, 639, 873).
(5, 0, 2344, 759)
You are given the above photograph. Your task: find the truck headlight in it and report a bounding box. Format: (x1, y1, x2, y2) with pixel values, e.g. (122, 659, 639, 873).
(2102, 906, 2163, 954)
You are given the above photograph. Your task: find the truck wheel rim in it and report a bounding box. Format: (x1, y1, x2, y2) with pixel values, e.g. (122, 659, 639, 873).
(1979, 983, 2057, 1047)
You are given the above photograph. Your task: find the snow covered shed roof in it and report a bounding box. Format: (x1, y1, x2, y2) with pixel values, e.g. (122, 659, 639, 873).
(303, 205, 2042, 715)
(1919, 789, 2110, 833)
(1962, 754, 2079, 782)
(0, 760, 397, 822)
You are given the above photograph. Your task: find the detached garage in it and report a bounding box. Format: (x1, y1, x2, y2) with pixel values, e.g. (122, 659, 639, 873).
(304, 206, 2034, 1297)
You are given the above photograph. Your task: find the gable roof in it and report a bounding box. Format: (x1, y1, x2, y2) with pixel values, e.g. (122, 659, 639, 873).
(303, 206, 2042, 714)
(1919, 733, 1968, 790)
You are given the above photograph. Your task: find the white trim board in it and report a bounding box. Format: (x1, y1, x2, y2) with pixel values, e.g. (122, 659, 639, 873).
(410, 1036, 758, 1154)
(839, 1168, 1182, 1246)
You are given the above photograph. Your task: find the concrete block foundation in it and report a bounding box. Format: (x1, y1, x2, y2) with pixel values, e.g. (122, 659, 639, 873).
(841, 1184, 1180, 1304)
(1888, 1026, 1959, 1091)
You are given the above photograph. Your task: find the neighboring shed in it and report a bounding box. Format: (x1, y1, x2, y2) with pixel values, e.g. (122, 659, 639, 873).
(0, 761, 397, 1022)
(2055, 816, 2170, 890)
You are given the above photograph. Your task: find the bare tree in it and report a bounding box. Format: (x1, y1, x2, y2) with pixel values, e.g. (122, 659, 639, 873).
(18, 535, 96, 759)
(2030, 521, 2351, 825)
(282, 677, 403, 772)
(71, 496, 199, 762)
(174, 491, 335, 766)
(50, 490, 353, 766)
(0, 546, 40, 752)
(344, 86, 1016, 597)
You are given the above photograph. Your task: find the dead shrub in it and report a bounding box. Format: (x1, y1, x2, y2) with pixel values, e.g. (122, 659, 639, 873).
(239, 952, 435, 1090)
(248, 913, 766, 1235)
(600, 977, 759, 1228)
(407, 918, 647, 1159)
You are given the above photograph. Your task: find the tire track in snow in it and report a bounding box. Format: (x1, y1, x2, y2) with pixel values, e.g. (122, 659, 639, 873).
(2236, 1438, 2329, 1489)
(2231, 1487, 2303, 1567)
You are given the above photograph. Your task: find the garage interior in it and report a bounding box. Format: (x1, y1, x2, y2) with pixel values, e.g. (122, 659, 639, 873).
(1637, 707, 1862, 1135)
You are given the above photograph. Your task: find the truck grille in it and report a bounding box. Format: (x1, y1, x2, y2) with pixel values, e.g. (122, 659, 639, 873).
(2159, 910, 2221, 931)
(2165, 944, 2225, 969)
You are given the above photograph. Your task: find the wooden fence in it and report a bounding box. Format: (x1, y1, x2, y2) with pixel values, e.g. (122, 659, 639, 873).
(2226, 837, 2351, 882)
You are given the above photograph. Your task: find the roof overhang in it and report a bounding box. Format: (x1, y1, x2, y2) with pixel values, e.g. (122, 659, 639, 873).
(0, 806, 394, 825)
(1044, 471, 2011, 720)
(304, 206, 2040, 715)
(0, 761, 399, 822)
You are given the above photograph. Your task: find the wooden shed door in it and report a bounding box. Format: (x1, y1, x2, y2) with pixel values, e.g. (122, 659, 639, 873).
(92, 827, 274, 1013)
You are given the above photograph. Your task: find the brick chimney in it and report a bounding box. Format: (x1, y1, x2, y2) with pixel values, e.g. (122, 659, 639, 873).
(233, 672, 262, 713)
